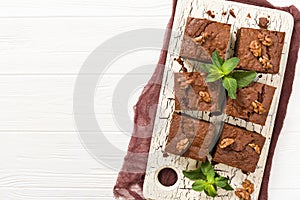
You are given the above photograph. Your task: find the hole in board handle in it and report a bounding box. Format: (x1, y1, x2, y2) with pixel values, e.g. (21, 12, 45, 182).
(157, 167, 178, 187)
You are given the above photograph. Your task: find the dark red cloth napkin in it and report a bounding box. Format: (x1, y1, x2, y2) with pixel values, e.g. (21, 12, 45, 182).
(113, 1, 300, 199)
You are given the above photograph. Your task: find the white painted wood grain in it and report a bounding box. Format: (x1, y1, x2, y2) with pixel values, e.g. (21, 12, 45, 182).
(0, 0, 170, 17)
(0, 0, 298, 199)
(0, 18, 166, 74)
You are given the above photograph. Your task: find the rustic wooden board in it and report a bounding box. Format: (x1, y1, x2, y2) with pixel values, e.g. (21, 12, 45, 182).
(143, 0, 294, 199)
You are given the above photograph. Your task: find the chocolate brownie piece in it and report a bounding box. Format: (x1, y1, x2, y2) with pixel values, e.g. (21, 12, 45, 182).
(226, 82, 276, 126)
(180, 17, 231, 62)
(165, 113, 213, 161)
(174, 72, 222, 112)
(213, 124, 266, 173)
(235, 27, 285, 73)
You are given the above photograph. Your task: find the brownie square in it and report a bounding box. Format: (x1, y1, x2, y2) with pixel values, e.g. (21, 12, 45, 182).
(165, 112, 213, 161)
(174, 72, 222, 112)
(180, 17, 231, 62)
(235, 27, 285, 73)
(213, 124, 266, 173)
(226, 82, 276, 126)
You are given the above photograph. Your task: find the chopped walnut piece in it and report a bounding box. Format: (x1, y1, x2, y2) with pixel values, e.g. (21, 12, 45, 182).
(193, 32, 209, 45)
(242, 179, 255, 194)
(219, 138, 235, 149)
(248, 143, 261, 154)
(235, 179, 254, 200)
(249, 40, 262, 57)
(199, 91, 211, 103)
(235, 188, 251, 200)
(251, 100, 266, 115)
(176, 138, 189, 153)
(263, 35, 272, 46)
(259, 56, 273, 69)
(258, 33, 272, 46)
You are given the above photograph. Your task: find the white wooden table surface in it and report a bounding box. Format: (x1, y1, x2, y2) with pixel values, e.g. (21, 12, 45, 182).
(0, 0, 298, 199)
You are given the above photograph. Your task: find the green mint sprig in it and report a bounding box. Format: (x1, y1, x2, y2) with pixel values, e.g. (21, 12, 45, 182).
(183, 161, 233, 197)
(201, 51, 257, 99)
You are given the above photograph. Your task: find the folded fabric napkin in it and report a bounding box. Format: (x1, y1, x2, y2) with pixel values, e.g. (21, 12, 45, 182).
(113, 0, 300, 199)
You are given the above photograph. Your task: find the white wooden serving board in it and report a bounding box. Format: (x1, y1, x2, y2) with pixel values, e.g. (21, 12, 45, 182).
(143, 0, 294, 199)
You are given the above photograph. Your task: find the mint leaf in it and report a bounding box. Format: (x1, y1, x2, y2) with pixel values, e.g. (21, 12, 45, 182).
(212, 50, 224, 69)
(215, 177, 234, 191)
(216, 181, 233, 190)
(221, 57, 240, 75)
(205, 70, 224, 82)
(215, 177, 233, 190)
(204, 184, 217, 197)
(201, 63, 221, 74)
(215, 176, 226, 182)
(182, 168, 206, 180)
(232, 70, 257, 88)
(207, 168, 215, 184)
(220, 183, 234, 191)
(201, 64, 214, 73)
(222, 76, 237, 99)
(200, 161, 214, 176)
(192, 180, 206, 192)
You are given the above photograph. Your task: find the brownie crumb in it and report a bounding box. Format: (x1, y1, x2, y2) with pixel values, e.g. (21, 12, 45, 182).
(222, 11, 227, 15)
(247, 13, 251, 18)
(163, 152, 169, 157)
(174, 56, 187, 72)
(258, 17, 269, 29)
(174, 56, 184, 67)
(229, 9, 236, 18)
(206, 10, 215, 18)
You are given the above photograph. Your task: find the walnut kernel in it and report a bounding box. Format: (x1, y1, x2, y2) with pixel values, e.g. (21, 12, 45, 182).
(219, 138, 235, 149)
(259, 55, 273, 69)
(199, 91, 211, 103)
(193, 32, 209, 45)
(258, 33, 272, 46)
(235, 179, 255, 200)
(249, 40, 262, 57)
(242, 179, 255, 194)
(251, 100, 265, 115)
(235, 188, 251, 200)
(248, 143, 261, 154)
(176, 138, 189, 153)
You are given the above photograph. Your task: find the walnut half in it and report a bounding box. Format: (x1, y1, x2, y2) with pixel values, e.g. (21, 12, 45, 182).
(242, 179, 255, 194)
(259, 55, 273, 70)
(235, 179, 255, 200)
(235, 188, 251, 200)
(249, 40, 262, 57)
(258, 33, 273, 46)
(199, 91, 211, 103)
(219, 138, 235, 149)
(248, 143, 261, 154)
(251, 100, 265, 115)
(176, 138, 189, 153)
(193, 32, 209, 45)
